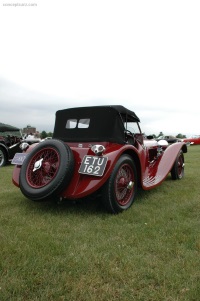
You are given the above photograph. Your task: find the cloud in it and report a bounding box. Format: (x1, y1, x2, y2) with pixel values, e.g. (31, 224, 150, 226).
(0, 1, 200, 136)
(0, 77, 198, 137)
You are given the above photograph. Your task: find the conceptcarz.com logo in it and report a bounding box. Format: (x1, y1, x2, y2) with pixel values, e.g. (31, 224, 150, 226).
(3, 2, 37, 7)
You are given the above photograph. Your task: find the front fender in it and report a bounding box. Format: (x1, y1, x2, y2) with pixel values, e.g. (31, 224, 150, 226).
(142, 142, 185, 189)
(0, 142, 8, 152)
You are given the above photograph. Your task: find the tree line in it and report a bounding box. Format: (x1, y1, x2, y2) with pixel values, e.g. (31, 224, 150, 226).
(40, 131, 53, 139)
(151, 132, 186, 139)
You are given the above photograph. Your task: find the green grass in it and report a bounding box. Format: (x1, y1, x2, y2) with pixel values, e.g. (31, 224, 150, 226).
(0, 146, 200, 301)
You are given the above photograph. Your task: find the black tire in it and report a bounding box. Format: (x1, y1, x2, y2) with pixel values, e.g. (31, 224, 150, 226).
(102, 154, 137, 213)
(0, 147, 7, 167)
(19, 139, 74, 201)
(171, 150, 184, 180)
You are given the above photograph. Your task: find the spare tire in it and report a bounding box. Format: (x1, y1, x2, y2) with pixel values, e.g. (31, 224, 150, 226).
(19, 139, 74, 201)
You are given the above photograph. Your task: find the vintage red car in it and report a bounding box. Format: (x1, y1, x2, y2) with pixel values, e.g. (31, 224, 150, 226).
(12, 105, 187, 213)
(183, 135, 200, 145)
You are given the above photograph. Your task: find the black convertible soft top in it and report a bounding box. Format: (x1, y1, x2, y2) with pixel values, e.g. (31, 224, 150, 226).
(105, 105, 140, 122)
(53, 105, 140, 144)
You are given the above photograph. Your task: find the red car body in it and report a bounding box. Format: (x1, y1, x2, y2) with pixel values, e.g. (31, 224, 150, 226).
(12, 106, 187, 213)
(183, 135, 200, 145)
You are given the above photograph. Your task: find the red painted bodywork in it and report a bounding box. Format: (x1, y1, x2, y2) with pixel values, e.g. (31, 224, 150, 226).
(12, 138, 186, 199)
(183, 135, 200, 145)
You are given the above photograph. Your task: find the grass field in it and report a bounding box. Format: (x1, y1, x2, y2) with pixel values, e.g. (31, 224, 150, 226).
(0, 146, 200, 301)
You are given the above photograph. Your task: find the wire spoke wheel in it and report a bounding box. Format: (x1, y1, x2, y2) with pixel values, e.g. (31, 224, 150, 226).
(171, 150, 184, 180)
(26, 148, 60, 188)
(115, 163, 134, 206)
(177, 153, 184, 178)
(19, 139, 74, 201)
(102, 155, 137, 213)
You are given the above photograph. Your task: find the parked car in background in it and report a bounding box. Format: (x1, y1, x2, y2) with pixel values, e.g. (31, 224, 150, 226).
(0, 122, 40, 167)
(156, 135, 182, 144)
(12, 105, 187, 213)
(182, 135, 200, 145)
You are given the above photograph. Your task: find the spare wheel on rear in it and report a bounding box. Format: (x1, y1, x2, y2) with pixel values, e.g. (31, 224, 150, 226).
(19, 139, 74, 201)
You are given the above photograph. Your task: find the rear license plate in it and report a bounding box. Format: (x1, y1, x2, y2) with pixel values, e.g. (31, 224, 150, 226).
(11, 153, 27, 165)
(79, 155, 108, 177)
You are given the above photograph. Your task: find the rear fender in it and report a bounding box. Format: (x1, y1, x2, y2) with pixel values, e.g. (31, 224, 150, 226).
(61, 144, 142, 199)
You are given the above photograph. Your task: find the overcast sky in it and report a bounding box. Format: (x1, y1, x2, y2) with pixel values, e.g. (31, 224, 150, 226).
(0, 0, 199, 136)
